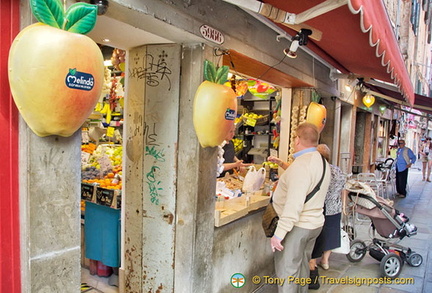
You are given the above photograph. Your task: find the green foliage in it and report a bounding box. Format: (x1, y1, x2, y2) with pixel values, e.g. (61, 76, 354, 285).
(203, 60, 229, 85)
(64, 3, 98, 34)
(30, 0, 98, 35)
(311, 90, 321, 103)
(31, 0, 64, 28)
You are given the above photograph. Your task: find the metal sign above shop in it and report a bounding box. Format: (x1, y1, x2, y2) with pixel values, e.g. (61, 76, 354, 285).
(200, 25, 224, 44)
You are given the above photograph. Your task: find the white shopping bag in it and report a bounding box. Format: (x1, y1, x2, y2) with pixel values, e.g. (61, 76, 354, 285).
(332, 229, 350, 254)
(242, 166, 266, 193)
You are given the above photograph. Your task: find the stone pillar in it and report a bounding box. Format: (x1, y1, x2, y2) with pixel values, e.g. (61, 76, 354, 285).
(174, 44, 217, 293)
(20, 131, 82, 293)
(123, 43, 182, 292)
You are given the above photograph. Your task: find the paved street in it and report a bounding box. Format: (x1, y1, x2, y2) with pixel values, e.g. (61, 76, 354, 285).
(308, 161, 432, 293)
(259, 161, 432, 293)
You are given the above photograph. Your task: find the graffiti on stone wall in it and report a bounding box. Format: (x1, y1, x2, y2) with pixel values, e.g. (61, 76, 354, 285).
(146, 166, 162, 205)
(144, 122, 165, 205)
(129, 50, 172, 90)
(144, 122, 159, 146)
(145, 146, 165, 162)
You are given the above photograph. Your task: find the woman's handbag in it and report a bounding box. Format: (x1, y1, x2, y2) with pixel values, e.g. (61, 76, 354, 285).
(332, 228, 350, 254)
(261, 201, 279, 237)
(261, 155, 327, 238)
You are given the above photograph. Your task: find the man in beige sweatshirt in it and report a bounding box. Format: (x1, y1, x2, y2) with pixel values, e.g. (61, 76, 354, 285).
(270, 122, 331, 292)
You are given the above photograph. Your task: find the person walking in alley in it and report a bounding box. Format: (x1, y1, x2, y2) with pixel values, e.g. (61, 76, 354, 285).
(420, 137, 432, 181)
(395, 139, 416, 198)
(270, 123, 331, 293)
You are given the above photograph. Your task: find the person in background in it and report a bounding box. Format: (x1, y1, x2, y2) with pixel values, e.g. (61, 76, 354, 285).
(395, 139, 416, 198)
(270, 122, 331, 293)
(217, 124, 251, 177)
(308, 144, 346, 290)
(420, 137, 431, 181)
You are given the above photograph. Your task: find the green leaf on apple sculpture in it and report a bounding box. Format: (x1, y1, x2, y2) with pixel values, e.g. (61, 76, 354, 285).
(64, 3, 98, 34)
(30, 0, 98, 35)
(31, 0, 64, 29)
(203, 60, 229, 85)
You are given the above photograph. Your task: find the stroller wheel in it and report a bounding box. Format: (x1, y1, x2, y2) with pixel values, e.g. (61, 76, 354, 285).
(380, 253, 402, 278)
(346, 239, 367, 262)
(407, 253, 423, 267)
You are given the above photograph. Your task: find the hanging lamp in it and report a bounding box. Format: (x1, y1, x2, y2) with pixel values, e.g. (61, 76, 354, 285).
(362, 93, 375, 107)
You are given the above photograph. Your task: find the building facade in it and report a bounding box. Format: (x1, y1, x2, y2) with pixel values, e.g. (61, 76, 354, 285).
(1, 0, 431, 292)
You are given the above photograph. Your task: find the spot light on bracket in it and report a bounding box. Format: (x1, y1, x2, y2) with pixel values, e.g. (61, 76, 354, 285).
(283, 29, 312, 59)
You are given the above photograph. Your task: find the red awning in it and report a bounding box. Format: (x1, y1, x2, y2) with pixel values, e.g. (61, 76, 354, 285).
(365, 83, 432, 115)
(261, 0, 415, 105)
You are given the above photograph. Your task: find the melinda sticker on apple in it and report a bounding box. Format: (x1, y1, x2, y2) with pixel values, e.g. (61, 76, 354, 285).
(65, 68, 95, 91)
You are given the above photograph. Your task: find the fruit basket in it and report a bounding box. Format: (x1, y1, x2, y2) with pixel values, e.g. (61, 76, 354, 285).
(242, 112, 269, 126)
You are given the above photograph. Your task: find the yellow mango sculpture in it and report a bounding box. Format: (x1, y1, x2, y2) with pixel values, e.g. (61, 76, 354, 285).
(193, 60, 237, 147)
(306, 101, 327, 133)
(8, 0, 103, 137)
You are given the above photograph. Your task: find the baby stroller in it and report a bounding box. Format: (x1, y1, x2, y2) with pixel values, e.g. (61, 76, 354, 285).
(344, 180, 423, 278)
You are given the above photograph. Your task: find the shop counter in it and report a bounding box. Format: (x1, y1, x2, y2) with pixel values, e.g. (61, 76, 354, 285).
(214, 192, 270, 227)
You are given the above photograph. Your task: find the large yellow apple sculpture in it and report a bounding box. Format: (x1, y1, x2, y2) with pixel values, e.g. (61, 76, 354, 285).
(8, 0, 104, 137)
(193, 60, 237, 147)
(306, 101, 327, 133)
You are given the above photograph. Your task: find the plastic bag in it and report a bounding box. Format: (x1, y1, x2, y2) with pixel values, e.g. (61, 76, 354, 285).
(332, 229, 350, 254)
(242, 166, 266, 193)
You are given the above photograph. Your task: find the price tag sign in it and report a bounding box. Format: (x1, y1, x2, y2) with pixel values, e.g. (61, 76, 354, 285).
(106, 126, 115, 138)
(270, 149, 278, 158)
(98, 154, 113, 174)
(245, 117, 257, 127)
(81, 151, 91, 165)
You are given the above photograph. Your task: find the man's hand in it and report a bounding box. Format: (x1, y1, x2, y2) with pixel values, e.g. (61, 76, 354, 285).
(270, 236, 284, 252)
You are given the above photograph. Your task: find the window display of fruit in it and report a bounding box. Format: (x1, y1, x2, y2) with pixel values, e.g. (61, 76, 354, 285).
(82, 177, 122, 190)
(242, 112, 268, 126)
(232, 138, 244, 153)
(263, 161, 279, 169)
(82, 144, 123, 180)
(82, 143, 97, 154)
(242, 112, 265, 119)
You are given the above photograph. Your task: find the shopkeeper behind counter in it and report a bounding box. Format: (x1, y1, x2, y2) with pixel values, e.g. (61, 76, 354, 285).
(217, 125, 252, 177)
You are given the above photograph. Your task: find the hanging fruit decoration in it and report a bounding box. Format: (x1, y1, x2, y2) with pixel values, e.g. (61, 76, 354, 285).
(8, 0, 104, 137)
(306, 91, 326, 133)
(193, 60, 237, 147)
(247, 79, 277, 99)
(224, 75, 248, 97)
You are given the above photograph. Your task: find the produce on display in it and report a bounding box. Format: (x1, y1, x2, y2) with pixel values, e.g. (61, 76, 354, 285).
(232, 138, 244, 153)
(262, 161, 279, 169)
(193, 60, 237, 147)
(8, 0, 104, 137)
(242, 112, 268, 127)
(82, 144, 123, 190)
